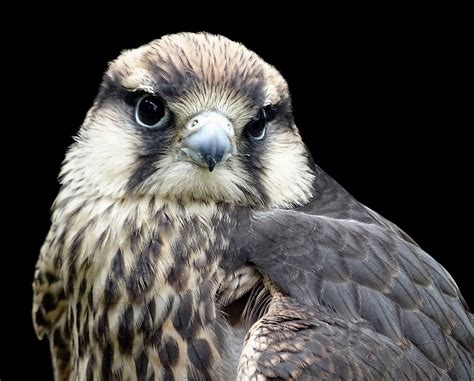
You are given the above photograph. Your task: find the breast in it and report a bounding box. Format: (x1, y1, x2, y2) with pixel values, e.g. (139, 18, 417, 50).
(59, 196, 244, 380)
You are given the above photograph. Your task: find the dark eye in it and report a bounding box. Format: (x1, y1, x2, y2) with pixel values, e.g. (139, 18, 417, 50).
(135, 95, 166, 128)
(245, 108, 267, 140)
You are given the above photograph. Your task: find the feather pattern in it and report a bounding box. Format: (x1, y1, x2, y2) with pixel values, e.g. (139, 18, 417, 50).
(227, 194, 473, 379)
(32, 32, 472, 380)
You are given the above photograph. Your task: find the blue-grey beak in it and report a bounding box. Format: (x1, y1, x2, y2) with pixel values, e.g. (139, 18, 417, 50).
(181, 111, 235, 172)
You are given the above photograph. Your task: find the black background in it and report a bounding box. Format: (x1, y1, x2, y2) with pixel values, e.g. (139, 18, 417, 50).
(3, 12, 471, 379)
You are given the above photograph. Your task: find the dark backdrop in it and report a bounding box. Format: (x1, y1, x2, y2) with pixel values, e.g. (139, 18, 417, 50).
(3, 14, 470, 379)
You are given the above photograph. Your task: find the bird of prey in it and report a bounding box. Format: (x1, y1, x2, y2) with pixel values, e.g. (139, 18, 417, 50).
(33, 33, 473, 380)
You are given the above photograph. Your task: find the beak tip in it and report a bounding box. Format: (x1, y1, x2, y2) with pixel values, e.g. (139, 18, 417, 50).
(206, 156, 217, 172)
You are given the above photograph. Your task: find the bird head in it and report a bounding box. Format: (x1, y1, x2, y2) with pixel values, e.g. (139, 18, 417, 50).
(62, 33, 315, 208)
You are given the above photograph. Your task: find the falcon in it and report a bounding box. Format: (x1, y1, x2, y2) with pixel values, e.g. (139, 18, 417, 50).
(33, 33, 473, 380)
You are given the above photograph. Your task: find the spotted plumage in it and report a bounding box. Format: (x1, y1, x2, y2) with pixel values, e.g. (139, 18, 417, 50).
(33, 33, 472, 380)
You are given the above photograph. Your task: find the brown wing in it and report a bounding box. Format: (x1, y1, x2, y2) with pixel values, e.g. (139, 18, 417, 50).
(230, 209, 473, 380)
(238, 294, 451, 380)
(33, 225, 72, 380)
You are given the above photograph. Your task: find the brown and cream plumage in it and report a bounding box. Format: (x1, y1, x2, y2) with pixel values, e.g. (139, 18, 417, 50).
(33, 33, 473, 380)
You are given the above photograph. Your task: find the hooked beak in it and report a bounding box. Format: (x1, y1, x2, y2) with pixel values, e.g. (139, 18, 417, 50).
(180, 111, 235, 172)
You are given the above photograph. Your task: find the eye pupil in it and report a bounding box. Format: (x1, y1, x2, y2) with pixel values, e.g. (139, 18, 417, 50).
(135, 95, 165, 127)
(245, 109, 267, 140)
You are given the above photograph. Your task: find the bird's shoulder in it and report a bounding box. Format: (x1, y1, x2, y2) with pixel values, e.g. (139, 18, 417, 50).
(228, 206, 473, 378)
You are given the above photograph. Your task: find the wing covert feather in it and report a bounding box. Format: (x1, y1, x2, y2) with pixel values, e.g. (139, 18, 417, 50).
(238, 296, 450, 380)
(233, 210, 473, 379)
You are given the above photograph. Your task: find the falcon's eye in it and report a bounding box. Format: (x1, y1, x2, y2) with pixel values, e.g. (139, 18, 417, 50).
(135, 95, 166, 128)
(245, 108, 267, 140)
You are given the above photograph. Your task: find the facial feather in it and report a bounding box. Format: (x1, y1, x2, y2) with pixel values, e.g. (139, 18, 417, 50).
(60, 32, 315, 208)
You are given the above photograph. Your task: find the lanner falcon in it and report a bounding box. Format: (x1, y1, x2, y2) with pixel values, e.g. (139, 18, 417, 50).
(33, 32, 473, 380)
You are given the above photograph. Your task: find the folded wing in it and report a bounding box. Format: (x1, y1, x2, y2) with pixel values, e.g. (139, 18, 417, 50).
(233, 209, 473, 379)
